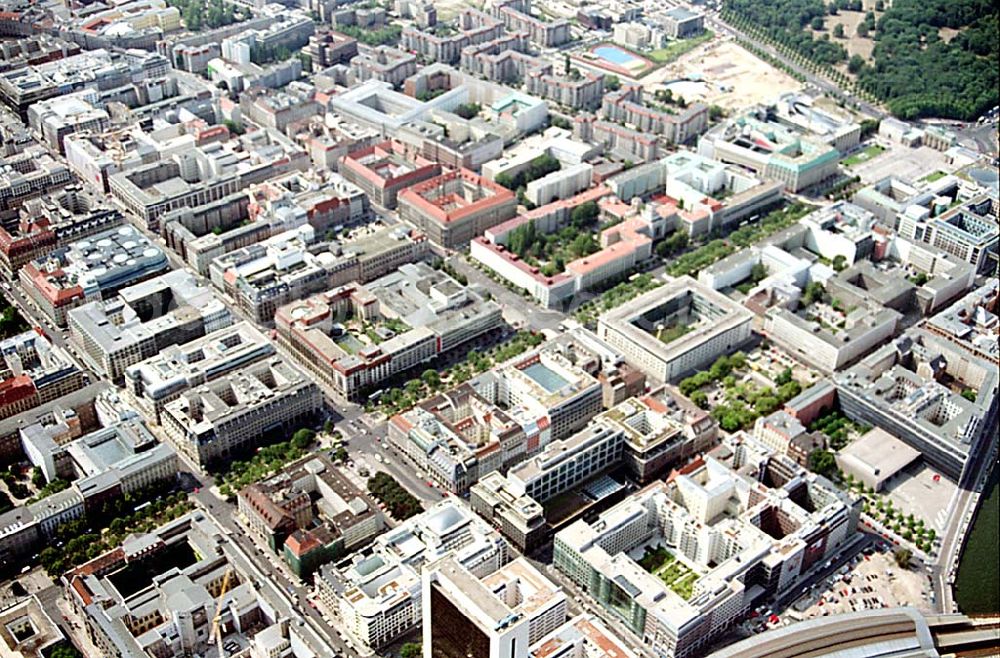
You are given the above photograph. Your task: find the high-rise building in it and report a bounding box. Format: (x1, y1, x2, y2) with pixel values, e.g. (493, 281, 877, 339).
(423, 556, 567, 658)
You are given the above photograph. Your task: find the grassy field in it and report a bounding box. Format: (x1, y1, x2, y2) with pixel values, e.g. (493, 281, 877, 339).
(648, 30, 715, 63)
(841, 144, 886, 167)
(922, 170, 948, 182)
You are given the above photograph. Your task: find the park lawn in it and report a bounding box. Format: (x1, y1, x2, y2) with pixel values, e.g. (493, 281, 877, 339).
(648, 30, 714, 63)
(841, 144, 886, 167)
(922, 170, 947, 182)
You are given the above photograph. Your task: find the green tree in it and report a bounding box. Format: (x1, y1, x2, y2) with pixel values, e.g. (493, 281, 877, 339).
(775, 367, 794, 386)
(833, 23, 845, 37)
(604, 75, 621, 91)
(291, 429, 316, 450)
(690, 390, 709, 409)
(570, 201, 600, 228)
(401, 643, 422, 658)
(808, 449, 837, 477)
(453, 103, 481, 120)
(810, 16, 824, 29)
(856, 21, 868, 37)
(894, 548, 912, 569)
(847, 54, 865, 73)
(421, 369, 441, 389)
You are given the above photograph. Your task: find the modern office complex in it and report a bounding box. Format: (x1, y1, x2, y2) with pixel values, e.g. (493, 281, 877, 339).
(897, 193, 999, 273)
(598, 276, 754, 382)
(20, 417, 177, 500)
(159, 356, 322, 470)
(554, 454, 861, 658)
(698, 107, 840, 193)
(276, 261, 503, 401)
(470, 471, 549, 552)
(763, 303, 901, 372)
(68, 270, 232, 382)
(125, 321, 275, 422)
(503, 390, 719, 503)
(315, 500, 509, 650)
(20, 225, 169, 326)
(388, 331, 633, 494)
(834, 330, 998, 481)
(237, 454, 384, 578)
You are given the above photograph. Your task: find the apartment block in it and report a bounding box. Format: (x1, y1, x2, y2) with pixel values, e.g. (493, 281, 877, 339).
(602, 86, 709, 145)
(525, 163, 593, 207)
(526, 69, 604, 111)
(402, 9, 504, 65)
(351, 45, 418, 88)
(491, 0, 571, 47)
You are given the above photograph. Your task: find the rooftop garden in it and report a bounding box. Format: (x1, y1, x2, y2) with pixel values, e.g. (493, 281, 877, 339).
(638, 545, 698, 600)
(495, 153, 562, 191)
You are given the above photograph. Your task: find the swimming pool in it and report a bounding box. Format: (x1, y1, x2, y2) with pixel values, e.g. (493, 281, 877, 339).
(594, 45, 639, 66)
(588, 44, 654, 76)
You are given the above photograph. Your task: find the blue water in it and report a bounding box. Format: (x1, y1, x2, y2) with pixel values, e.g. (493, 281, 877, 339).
(594, 46, 640, 66)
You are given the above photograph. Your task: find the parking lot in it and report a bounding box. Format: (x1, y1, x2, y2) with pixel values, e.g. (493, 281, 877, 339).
(848, 142, 954, 184)
(790, 549, 934, 622)
(883, 462, 957, 534)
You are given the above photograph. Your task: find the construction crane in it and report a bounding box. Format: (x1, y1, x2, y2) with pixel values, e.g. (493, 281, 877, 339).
(208, 565, 234, 657)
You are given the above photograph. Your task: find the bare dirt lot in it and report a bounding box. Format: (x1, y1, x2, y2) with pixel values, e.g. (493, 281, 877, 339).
(642, 39, 803, 110)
